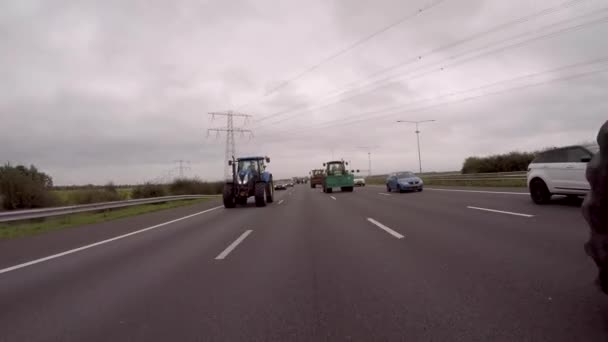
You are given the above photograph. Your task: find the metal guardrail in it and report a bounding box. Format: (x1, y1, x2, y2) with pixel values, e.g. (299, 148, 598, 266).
(423, 171, 526, 178)
(423, 178, 526, 182)
(366, 171, 527, 184)
(422, 171, 527, 181)
(0, 195, 221, 223)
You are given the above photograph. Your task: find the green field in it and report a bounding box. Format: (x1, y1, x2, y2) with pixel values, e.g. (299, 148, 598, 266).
(0, 198, 210, 240)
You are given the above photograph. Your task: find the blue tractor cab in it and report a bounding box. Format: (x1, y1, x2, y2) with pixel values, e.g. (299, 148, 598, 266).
(223, 156, 274, 208)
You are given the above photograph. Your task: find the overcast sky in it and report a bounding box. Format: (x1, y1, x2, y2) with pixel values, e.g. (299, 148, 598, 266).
(1, 0, 607, 185)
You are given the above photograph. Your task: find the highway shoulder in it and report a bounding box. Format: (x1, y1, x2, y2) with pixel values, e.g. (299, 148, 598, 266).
(0, 199, 223, 269)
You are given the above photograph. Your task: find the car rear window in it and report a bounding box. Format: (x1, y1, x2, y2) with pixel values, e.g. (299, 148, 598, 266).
(585, 144, 600, 154)
(565, 147, 593, 162)
(530, 154, 544, 163)
(532, 148, 568, 163)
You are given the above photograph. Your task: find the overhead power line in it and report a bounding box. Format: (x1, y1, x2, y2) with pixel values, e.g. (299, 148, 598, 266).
(264, 55, 608, 137)
(254, 6, 608, 131)
(317, 0, 587, 101)
(237, 0, 447, 111)
(251, 56, 608, 144)
(251, 1, 601, 130)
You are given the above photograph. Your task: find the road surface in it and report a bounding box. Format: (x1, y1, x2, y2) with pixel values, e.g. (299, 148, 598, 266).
(1, 185, 606, 341)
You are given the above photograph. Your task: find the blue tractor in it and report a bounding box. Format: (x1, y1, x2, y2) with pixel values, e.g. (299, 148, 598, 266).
(223, 156, 274, 208)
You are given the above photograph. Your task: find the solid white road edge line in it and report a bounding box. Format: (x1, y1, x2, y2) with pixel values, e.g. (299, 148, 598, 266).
(426, 188, 528, 195)
(330, 196, 337, 200)
(467, 206, 534, 217)
(0, 206, 224, 276)
(366, 218, 405, 239)
(215, 230, 253, 260)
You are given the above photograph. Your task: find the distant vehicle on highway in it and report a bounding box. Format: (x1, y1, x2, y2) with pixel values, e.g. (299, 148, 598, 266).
(386, 171, 423, 193)
(354, 177, 366, 186)
(274, 182, 287, 190)
(527, 144, 599, 204)
(223, 156, 273, 208)
(310, 169, 325, 188)
(322, 160, 357, 193)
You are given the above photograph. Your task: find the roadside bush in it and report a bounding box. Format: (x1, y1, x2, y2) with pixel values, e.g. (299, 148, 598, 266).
(53, 184, 134, 191)
(169, 178, 223, 195)
(461, 151, 536, 174)
(132, 183, 168, 199)
(64, 187, 122, 205)
(0, 163, 57, 210)
(103, 182, 118, 195)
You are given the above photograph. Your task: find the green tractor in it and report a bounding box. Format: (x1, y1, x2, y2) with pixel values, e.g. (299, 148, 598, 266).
(322, 160, 359, 193)
(223, 156, 274, 208)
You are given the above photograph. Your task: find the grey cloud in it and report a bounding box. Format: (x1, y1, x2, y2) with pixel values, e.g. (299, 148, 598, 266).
(1, 0, 608, 183)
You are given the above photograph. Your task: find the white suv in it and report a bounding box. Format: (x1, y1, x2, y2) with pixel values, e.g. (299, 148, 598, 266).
(527, 144, 599, 204)
(354, 177, 366, 186)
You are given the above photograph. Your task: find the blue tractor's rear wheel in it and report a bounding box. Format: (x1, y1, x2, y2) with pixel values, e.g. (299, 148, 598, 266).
(266, 181, 274, 203)
(223, 184, 236, 208)
(255, 182, 266, 207)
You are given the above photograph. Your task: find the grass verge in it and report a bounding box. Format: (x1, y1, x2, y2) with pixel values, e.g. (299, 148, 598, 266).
(0, 198, 211, 240)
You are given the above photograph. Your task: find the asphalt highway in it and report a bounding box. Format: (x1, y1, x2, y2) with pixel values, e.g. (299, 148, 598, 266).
(1, 185, 607, 341)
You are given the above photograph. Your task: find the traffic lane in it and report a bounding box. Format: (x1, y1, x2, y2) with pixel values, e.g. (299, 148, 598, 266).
(0, 189, 294, 270)
(268, 185, 446, 339)
(309, 187, 548, 340)
(422, 187, 585, 220)
(0, 198, 222, 269)
(69, 183, 317, 341)
(74, 182, 435, 341)
(358, 184, 585, 240)
(0, 204, 245, 340)
(367, 184, 581, 216)
(350, 186, 587, 269)
(300, 188, 446, 340)
(310, 186, 584, 340)
(335, 188, 608, 341)
(0, 194, 291, 342)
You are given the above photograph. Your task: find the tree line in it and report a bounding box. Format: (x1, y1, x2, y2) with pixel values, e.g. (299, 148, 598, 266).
(0, 163, 222, 210)
(461, 151, 537, 174)
(0, 164, 56, 209)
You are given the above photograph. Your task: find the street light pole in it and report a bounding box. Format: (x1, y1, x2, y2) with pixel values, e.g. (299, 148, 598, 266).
(396, 120, 435, 174)
(415, 122, 422, 174)
(357, 146, 379, 177)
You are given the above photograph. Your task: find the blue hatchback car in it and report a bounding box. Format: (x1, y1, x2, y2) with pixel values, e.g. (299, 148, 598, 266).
(386, 171, 424, 193)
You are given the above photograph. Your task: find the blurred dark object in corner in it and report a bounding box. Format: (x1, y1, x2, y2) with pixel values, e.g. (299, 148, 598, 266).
(583, 120, 608, 294)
